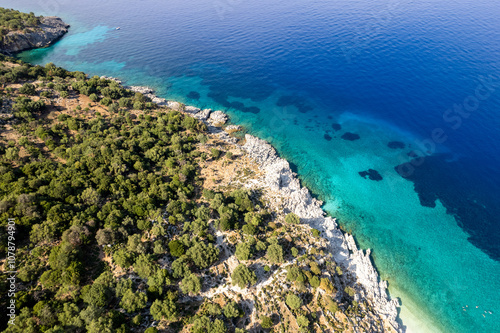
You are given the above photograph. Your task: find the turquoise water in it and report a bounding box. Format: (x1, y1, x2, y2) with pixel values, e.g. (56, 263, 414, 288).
(4, 0, 500, 331)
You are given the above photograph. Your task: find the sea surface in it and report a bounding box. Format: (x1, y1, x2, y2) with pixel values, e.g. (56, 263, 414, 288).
(4, 0, 500, 331)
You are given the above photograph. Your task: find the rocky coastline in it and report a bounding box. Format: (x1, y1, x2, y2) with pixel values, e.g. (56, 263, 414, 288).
(0, 16, 69, 55)
(127, 84, 403, 332)
(240, 135, 402, 332)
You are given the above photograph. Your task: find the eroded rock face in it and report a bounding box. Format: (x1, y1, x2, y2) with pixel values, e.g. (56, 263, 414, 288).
(184, 105, 201, 114)
(0, 17, 70, 54)
(241, 134, 402, 332)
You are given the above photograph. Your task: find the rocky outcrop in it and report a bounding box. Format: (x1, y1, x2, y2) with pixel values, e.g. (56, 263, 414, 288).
(225, 125, 242, 133)
(184, 105, 201, 114)
(207, 110, 227, 126)
(0, 17, 70, 54)
(241, 134, 402, 332)
(193, 108, 211, 121)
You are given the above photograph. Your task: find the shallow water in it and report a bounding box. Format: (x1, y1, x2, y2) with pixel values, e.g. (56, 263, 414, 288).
(5, 0, 500, 331)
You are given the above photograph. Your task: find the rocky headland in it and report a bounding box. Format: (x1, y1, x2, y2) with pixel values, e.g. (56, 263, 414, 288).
(0, 16, 69, 54)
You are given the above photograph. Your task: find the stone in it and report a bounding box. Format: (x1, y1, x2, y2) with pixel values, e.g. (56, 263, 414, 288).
(184, 105, 201, 114)
(207, 110, 227, 126)
(225, 125, 242, 133)
(194, 109, 212, 120)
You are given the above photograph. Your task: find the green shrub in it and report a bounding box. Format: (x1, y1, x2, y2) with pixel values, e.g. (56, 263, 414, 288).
(211, 148, 221, 159)
(285, 294, 302, 310)
(19, 83, 36, 95)
(285, 213, 300, 224)
(231, 264, 257, 289)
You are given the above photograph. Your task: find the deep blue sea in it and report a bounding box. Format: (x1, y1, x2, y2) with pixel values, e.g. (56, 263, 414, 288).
(4, 0, 499, 331)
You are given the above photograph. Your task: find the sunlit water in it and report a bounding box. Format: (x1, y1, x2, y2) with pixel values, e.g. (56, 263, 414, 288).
(4, 0, 500, 331)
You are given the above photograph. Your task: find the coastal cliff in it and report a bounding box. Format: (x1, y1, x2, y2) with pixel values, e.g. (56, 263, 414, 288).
(0, 16, 69, 54)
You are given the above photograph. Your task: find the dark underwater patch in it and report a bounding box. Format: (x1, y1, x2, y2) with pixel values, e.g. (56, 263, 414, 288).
(341, 132, 360, 141)
(331, 123, 341, 131)
(394, 154, 500, 261)
(230, 101, 245, 110)
(208, 91, 231, 108)
(187, 91, 200, 100)
(324, 134, 332, 141)
(207, 91, 260, 113)
(388, 141, 405, 149)
(276, 95, 313, 113)
(358, 169, 383, 181)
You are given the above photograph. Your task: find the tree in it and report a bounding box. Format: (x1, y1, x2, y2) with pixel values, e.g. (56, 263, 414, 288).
(309, 262, 321, 275)
(285, 213, 300, 224)
(86, 317, 114, 333)
(210, 148, 221, 159)
(113, 248, 134, 268)
(291, 247, 299, 257)
(296, 315, 309, 328)
(210, 319, 226, 333)
(120, 289, 147, 313)
(171, 257, 191, 279)
(147, 269, 171, 295)
(82, 283, 111, 307)
(319, 278, 335, 294)
(101, 97, 112, 106)
(180, 273, 201, 295)
(266, 243, 283, 264)
(150, 294, 177, 321)
(241, 223, 256, 235)
(261, 315, 273, 328)
(286, 294, 302, 310)
(323, 295, 339, 313)
(256, 241, 267, 251)
(309, 275, 320, 288)
(168, 240, 185, 257)
(95, 228, 114, 246)
(223, 301, 240, 318)
(133, 254, 155, 279)
(191, 316, 226, 333)
(231, 264, 257, 289)
(286, 265, 302, 282)
(19, 82, 36, 95)
(186, 241, 219, 268)
(235, 242, 252, 261)
(344, 286, 355, 297)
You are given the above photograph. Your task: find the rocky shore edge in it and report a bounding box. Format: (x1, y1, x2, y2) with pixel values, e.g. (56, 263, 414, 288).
(0, 16, 70, 55)
(105, 79, 403, 332)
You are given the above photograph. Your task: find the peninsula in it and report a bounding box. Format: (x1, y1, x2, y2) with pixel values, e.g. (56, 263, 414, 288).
(0, 8, 69, 55)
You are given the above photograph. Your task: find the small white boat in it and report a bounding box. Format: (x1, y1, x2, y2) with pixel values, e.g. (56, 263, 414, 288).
(116, 27, 121, 30)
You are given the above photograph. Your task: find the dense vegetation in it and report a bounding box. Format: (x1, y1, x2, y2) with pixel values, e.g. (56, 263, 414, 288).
(0, 55, 269, 332)
(0, 52, 389, 333)
(0, 8, 40, 37)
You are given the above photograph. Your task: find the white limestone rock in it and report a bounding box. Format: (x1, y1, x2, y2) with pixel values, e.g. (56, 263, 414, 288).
(194, 109, 212, 120)
(225, 125, 242, 133)
(207, 110, 228, 126)
(184, 105, 201, 114)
